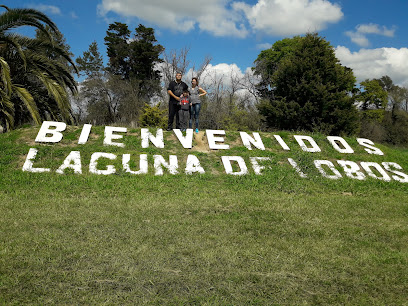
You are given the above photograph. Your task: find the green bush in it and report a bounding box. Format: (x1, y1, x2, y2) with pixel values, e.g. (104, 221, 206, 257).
(139, 103, 167, 128)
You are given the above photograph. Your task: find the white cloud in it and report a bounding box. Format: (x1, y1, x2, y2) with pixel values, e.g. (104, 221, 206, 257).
(70, 11, 79, 19)
(335, 46, 408, 86)
(345, 23, 396, 47)
(256, 43, 272, 50)
(31, 4, 61, 15)
(98, 0, 248, 38)
(98, 0, 343, 38)
(194, 63, 246, 87)
(233, 0, 343, 36)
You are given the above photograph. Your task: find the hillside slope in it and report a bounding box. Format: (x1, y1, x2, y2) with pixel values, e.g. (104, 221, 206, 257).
(0, 125, 407, 304)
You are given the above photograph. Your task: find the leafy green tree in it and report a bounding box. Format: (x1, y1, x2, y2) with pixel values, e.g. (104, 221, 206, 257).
(375, 75, 408, 115)
(76, 41, 147, 125)
(357, 79, 388, 110)
(104, 23, 163, 99)
(0, 5, 77, 130)
(255, 33, 359, 135)
(76, 41, 104, 79)
(253, 37, 302, 100)
(104, 22, 131, 79)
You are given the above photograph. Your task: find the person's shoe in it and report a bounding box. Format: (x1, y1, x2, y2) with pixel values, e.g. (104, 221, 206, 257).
(195, 128, 199, 133)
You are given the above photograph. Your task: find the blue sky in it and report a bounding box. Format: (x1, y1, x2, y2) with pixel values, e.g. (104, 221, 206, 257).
(5, 0, 408, 86)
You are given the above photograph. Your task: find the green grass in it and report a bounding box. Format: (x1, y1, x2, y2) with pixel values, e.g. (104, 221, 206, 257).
(0, 126, 407, 304)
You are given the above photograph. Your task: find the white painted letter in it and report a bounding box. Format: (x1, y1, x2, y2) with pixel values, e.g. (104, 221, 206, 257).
(185, 155, 205, 174)
(314, 160, 342, 180)
(173, 129, 193, 149)
(122, 154, 148, 175)
(89, 152, 117, 175)
(250, 157, 271, 175)
(240, 132, 265, 150)
(337, 160, 365, 180)
(294, 135, 321, 153)
(327, 136, 354, 154)
(35, 121, 66, 143)
(104, 126, 127, 147)
(287, 158, 307, 178)
(78, 124, 92, 144)
(360, 162, 391, 181)
(222, 156, 248, 175)
(206, 130, 230, 150)
(382, 162, 408, 183)
(357, 138, 384, 155)
(274, 135, 290, 151)
(141, 128, 164, 148)
(153, 155, 178, 175)
(56, 151, 82, 174)
(22, 148, 51, 173)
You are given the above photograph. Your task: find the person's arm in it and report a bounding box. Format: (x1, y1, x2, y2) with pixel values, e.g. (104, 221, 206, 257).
(167, 89, 181, 101)
(198, 87, 207, 97)
(167, 82, 181, 101)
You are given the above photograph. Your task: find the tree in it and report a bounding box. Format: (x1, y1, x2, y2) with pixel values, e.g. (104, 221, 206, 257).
(253, 37, 302, 100)
(375, 75, 408, 114)
(75, 41, 115, 124)
(104, 22, 131, 79)
(357, 79, 388, 110)
(104, 23, 164, 100)
(76, 41, 104, 79)
(0, 5, 77, 130)
(75, 41, 146, 126)
(255, 33, 359, 135)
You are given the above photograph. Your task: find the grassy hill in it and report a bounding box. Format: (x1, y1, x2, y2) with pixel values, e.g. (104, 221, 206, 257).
(1, 125, 407, 304)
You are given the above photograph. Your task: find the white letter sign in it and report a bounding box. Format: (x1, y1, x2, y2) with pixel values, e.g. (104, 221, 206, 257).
(206, 130, 230, 150)
(104, 126, 127, 147)
(35, 121, 66, 143)
(22, 148, 51, 173)
(294, 135, 321, 153)
(222, 156, 248, 175)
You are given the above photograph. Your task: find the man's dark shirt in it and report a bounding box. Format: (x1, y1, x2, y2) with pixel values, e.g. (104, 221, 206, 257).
(167, 80, 188, 104)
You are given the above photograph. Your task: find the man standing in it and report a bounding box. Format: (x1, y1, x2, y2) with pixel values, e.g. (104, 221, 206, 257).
(167, 72, 188, 130)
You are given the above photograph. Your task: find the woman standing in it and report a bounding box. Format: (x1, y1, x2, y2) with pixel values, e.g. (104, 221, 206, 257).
(189, 77, 207, 133)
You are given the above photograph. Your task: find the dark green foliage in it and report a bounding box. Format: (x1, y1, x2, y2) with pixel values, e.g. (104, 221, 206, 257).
(357, 79, 388, 110)
(382, 110, 408, 145)
(75, 41, 151, 126)
(256, 33, 359, 135)
(358, 76, 408, 146)
(104, 22, 131, 78)
(0, 6, 77, 130)
(76, 41, 104, 78)
(253, 36, 302, 100)
(104, 23, 164, 100)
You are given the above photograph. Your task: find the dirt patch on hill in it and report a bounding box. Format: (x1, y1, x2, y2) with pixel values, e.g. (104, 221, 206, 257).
(191, 131, 210, 153)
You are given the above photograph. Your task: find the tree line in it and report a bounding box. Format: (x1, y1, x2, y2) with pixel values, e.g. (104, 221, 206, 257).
(1, 6, 407, 146)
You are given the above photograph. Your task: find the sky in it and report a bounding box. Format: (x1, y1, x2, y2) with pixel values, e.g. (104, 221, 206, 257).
(5, 0, 408, 86)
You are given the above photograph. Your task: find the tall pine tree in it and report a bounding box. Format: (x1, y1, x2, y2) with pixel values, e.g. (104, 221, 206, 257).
(256, 33, 359, 135)
(104, 23, 163, 100)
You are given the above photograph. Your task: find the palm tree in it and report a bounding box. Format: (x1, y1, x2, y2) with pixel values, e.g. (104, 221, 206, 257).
(0, 5, 77, 130)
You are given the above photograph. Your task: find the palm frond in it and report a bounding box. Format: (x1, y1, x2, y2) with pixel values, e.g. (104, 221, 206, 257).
(28, 56, 78, 94)
(0, 7, 57, 33)
(0, 87, 15, 129)
(13, 85, 41, 124)
(0, 33, 26, 67)
(36, 72, 73, 124)
(0, 56, 12, 93)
